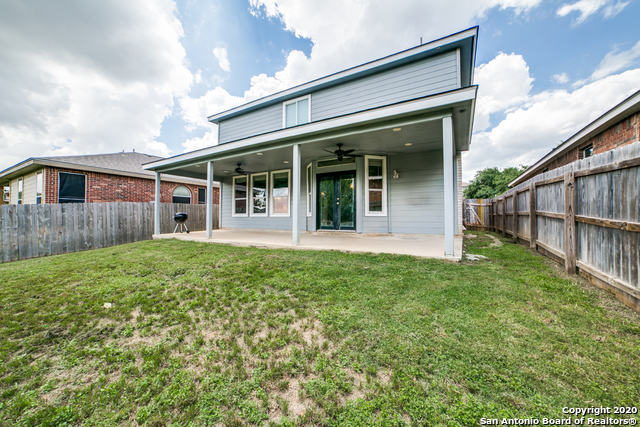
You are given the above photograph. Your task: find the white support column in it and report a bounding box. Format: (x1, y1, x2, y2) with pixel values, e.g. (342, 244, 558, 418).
(291, 143, 301, 245)
(154, 172, 161, 235)
(442, 116, 455, 257)
(206, 161, 214, 239)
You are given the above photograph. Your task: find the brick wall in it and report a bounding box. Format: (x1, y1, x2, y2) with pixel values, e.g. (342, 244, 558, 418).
(544, 111, 639, 172)
(44, 167, 219, 205)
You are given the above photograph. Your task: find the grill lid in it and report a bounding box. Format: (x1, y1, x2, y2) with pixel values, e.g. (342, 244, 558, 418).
(174, 212, 188, 222)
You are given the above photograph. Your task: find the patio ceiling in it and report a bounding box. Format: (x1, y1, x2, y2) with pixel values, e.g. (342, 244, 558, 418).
(210, 119, 444, 179)
(153, 114, 455, 181)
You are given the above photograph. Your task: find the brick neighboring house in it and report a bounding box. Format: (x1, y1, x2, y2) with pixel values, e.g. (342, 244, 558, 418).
(0, 152, 220, 205)
(511, 89, 640, 187)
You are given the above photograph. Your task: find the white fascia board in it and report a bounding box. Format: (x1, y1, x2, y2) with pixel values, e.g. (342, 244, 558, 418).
(207, 27, 478, 123)
(146, 86, 478, 172)
(510, 89, 640, 187)
(0, 159, 36, 179)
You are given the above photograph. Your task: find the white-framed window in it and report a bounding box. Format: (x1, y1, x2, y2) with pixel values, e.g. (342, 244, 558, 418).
(581, 144, 593, 159)
(283, 95, 310, 128)
(36, 171, 43, 204)
(232, 175, 248, 217)
(365, 155, 387, 216)
(270, 169, 290, 217)
(250, 173, 268, 217)
(306, 163, 313, 217)
(17, 177, 23, 205)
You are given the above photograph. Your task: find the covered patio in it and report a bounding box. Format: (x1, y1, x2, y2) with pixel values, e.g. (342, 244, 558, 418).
(153, 229, 464, 260)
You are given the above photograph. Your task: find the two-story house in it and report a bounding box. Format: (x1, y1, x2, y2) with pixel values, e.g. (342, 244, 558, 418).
(144, 28, 478, 257)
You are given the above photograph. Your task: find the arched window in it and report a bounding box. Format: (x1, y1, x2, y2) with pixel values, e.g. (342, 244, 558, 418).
(172, 186, 191, 204)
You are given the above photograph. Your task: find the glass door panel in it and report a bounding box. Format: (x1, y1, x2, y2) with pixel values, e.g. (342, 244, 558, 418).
(339, 175, 354, 229)
(319, 176, 334, 229)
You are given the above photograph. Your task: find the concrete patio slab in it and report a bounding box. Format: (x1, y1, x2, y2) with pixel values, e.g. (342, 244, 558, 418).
(153, 229, 464, 261)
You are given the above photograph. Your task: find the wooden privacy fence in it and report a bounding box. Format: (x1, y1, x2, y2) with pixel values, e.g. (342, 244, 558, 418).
(0, 202, 219, 263)
(464, 141, 640, 312)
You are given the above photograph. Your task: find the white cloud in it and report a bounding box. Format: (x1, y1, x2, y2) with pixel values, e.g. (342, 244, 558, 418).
(212, 46, 231, 72)
(552, 72, 570, 83)
(0, 0, 192, 171)
(463, 67, 640, 181)
(591, 40, 640, 80)
(181, 0, 545, 154)
(474, 53, 534, 131)
(182, 130, 219, 153)
(556, 0, 629, 25)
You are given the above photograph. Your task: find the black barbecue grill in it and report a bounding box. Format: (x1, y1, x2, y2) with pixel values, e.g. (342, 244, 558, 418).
(173, 212, 190, 234)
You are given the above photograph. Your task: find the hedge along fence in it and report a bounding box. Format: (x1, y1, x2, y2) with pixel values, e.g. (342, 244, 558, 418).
(464, 140, 640, 313)
(0, 202, 219, 263)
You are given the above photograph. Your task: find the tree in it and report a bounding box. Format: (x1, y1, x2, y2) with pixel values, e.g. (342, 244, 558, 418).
(463, 166, 527, 199)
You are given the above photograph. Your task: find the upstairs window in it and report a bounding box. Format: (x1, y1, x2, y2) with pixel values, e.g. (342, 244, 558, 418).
(283, 96, 310, 128)
(365, 155, 387, 216)
(58, 172, 86, 204)
(36, 172, 43, 204)
(172, 186, 191, 204)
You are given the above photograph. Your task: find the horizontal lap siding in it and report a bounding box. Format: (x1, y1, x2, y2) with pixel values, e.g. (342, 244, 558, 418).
(312, 53, 458, 121)
(388, 150, 444, 234)
(217, 51, 459, 144)
(219, 104, 282, 144)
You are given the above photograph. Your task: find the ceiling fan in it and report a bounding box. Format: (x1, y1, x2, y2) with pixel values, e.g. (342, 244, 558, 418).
(323, 143, 362, 162)
(234, 163, 250, 174)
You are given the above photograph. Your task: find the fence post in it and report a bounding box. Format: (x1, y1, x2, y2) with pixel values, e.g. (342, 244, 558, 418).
(529, 181, 537, 250)
(501, 197, 506, 237)
(512, 194, 518, 243)
(492, 200, 495, 232)
(564, 171, 576, 274)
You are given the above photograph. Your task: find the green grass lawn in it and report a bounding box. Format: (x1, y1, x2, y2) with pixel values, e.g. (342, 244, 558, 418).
(0, 232, 639, 426)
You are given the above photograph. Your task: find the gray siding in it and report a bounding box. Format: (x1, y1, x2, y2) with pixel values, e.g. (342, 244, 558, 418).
(218, 51, 459, 144)
(312, 51, 458, 122)
(388, 150, 444, 234)
(219, 103, 282, 146)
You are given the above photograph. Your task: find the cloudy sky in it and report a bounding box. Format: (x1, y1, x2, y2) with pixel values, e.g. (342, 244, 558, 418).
(0, 0, 638, 180)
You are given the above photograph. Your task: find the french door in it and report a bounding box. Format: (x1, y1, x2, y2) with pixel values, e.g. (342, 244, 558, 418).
(317, 171, 355, 230)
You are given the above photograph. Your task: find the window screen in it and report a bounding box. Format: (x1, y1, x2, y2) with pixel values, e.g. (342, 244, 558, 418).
(198, 188, 206, 204)
(58, 172, 86, 203)
(272, 171, 289, 215)
(234, 176, 247, 215)
(251, 174, 267, 215)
